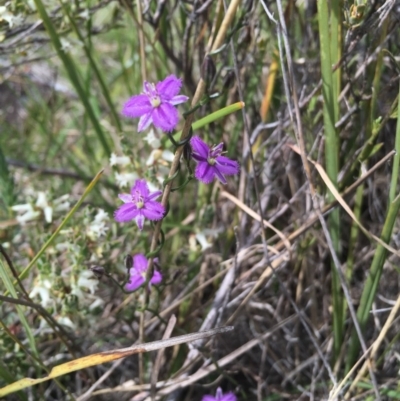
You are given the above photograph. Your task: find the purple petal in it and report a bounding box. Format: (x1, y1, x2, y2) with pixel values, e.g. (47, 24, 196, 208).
(114, 204, 139, 222)
(150, 270, 162, 285)
(142, 201, 165, 221)
(131, 180, 150, 198)
(202, 388, 237, 401)
(122, 94, 152, 118)
(192, 152, 207, 163)
(215, 156, 240, 175)
(146, 190, 162, 201)
(202, 397, 217, 401)
(156, 75, 182, 100)
(135, 213, 145, 230)
(190, 136, 210, 158)
(143, 81, 157, 97)
(210, 143, 224, 157)
(152, 103, 179, 132)
(118, 193, 132, 203)
(169, 94, 189, 106)
(213, 167, 228, 185)
(125, 273, 145, 292)
(133, 254, 148, 273)
(219, 393, 236, 401)
(195, 162, 216, 184)
(138, 112, 153, 132)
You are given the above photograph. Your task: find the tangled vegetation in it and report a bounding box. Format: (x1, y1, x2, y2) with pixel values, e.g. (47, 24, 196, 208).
(1, 0, 400, 400)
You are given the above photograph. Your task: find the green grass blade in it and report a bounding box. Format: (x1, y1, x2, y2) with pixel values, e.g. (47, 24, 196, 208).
(59, 1, 122, 133)
(346, 81, 400, 370)
(346, 194, 400, 370)
(32, 0, 111, 156)
(166, 102, 245, 146)
(389, 83, 400, 202)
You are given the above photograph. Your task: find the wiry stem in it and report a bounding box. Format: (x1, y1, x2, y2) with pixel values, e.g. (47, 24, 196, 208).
(137, 0, 242, 375)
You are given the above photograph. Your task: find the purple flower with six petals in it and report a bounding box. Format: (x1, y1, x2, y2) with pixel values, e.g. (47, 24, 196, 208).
(202, 388, 237, 401)
(190, 136, 240, 184)
(114, 179, 165, 230)
(122, 75, 189, 132)
(125, 254, 162, 292)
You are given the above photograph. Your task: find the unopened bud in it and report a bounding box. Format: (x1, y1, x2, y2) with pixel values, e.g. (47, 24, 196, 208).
(222, 70, 235, 91)
(183, 127, 193, 161)
(201, 55, 216, 87)
(183, 141, 192, 162)
(90, 266, 105, 279)
(125, 254, 133, 270)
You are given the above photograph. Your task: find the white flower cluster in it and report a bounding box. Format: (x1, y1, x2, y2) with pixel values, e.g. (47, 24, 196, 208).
(0, 4, 23, 28)
(144, 129, 174, 185)
(86, 209, 109, 241)
(110, 152, 138, 188)
(11, 192, 70, 224)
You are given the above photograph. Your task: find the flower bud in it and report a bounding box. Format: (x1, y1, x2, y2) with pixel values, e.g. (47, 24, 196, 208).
(222, 70, 235, 91)
(183, 141, 192, 162)
(90, 265, 105, 279)
(125, 254, 133, 270)
(201, 55, 216, 87)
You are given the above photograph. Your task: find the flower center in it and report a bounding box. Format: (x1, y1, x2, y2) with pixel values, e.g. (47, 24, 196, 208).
(150, 96, 161, 107)
(144, 82, 161, 108)
(136, 201, 144, 209)
(207, 157, 216, 165)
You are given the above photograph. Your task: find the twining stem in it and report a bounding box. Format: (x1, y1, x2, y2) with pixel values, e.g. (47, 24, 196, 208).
(138, 0, 242, 381)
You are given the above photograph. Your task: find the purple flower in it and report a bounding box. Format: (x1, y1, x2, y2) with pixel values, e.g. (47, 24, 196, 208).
(114, 179, 165, 230)
(125, 254, 162, 292)
(190, 136, 240, 184)
(122, 75, 189, 132)
(202, 388, 237, 401)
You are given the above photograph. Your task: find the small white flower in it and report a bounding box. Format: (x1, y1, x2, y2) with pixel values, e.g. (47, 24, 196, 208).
(115, 172, 138, 188)
(77, 270, 98, 295)
(143, 129, 161, 149)
(146, 149, 162, 166)
(110, 152, 131, 167)
(11, 203, 40, 224)
(162, 149, 174, 162)
(195, 232, 212, 251)
(146, 149, 174, 166)
(86, 209, 109, 240)
(93, 208, 108, 223)
(36, 192, 53, 223)
(10, 204, 32, 213)
(53, 194, 70, 213)
(89, 298, 104, 310)
(79, 8, 90, 20)
(57, 316, 76, 330)
(0, 6, 23, 28)
(60, 38, 72, 52)
(29, 279, 52, 308)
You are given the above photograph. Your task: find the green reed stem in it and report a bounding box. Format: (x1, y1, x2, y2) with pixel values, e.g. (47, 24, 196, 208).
(317, 0, 342, 360)
(346, 80, 400, 371)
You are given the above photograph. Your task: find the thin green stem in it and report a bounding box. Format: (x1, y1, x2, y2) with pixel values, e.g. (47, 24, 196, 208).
(317, 0, 342, 360)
